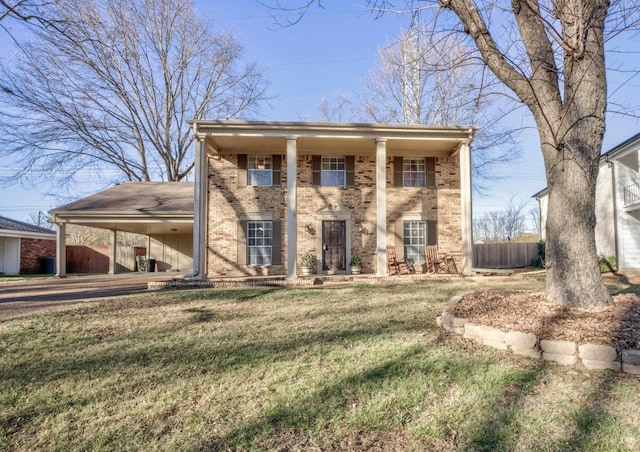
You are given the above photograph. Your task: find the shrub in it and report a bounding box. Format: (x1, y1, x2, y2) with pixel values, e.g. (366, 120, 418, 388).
(532, 241, 546, 268)
(301, 252, 316, 268)
(598, 255, 617, 273)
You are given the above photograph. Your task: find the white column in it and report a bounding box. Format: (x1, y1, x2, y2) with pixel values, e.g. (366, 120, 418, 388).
(108, 229, 117, 274)
(192, 138, 208, 279)
(376, 139, 387, 276)
(459, 140, 474, 275)
(55, 222, 66, 277)
(286, 136, 298, 278)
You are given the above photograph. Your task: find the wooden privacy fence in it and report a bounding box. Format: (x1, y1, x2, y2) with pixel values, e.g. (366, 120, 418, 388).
(66, 246, 146, 273)
(473, 242, 540, 269)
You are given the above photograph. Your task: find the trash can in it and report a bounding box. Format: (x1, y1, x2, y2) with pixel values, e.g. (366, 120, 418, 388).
(41, 257, 56, 274)
(145, 258, 156, 272)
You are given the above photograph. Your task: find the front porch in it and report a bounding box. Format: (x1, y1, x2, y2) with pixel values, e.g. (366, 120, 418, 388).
(147, 269, 542, 290)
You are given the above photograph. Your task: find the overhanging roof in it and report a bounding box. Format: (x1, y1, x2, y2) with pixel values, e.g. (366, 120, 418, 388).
(49, 182, 194, 235)
(0, 215, 56, 240)
(189, 120, 477, 158)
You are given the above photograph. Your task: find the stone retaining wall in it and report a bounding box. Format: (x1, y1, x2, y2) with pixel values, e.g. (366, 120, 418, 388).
(438, 296, 640, 374)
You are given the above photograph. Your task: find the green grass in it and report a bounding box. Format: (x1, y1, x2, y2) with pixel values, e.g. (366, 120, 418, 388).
(2, 278, 639, 450)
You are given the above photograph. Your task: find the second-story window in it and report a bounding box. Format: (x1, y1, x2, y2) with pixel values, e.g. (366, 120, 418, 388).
(248, 155, 273, 186)
(403, 158, 426, 187)
(321, 156, 346, 186)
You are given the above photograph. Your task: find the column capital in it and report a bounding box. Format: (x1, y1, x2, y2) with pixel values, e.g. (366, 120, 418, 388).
(286, 135, 298, 142)
(375, 138, 388, 144)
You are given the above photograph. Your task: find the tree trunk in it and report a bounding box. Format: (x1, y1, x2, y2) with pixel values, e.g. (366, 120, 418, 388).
(541, 127, 612, 307)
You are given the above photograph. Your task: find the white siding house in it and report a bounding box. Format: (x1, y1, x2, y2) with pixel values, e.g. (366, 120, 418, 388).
(534, 133, 640, 270)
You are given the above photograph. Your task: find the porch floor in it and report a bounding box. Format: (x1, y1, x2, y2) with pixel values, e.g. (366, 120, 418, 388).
(148, 269, 544, 290)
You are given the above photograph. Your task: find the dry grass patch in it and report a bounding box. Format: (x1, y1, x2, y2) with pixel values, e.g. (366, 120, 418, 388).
(1, 277, 639, 450)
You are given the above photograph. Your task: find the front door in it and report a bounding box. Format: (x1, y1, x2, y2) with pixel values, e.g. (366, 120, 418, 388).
(322, 221, 346, 272)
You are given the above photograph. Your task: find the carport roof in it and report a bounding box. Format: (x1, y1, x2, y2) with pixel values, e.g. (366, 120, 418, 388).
(49, 182, 194, 235)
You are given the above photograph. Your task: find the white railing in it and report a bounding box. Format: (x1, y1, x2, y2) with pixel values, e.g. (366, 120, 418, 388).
(624, 182, 640, 206)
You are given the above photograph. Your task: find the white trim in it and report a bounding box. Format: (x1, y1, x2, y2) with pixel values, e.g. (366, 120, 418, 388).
(286, 137, 298, 278)
(192, 138, 208, 279)
(55, 223, 66, 277)
(376, 139, 387, 276)
(459, 141, 473, 274)
(0, 230, 56, 240)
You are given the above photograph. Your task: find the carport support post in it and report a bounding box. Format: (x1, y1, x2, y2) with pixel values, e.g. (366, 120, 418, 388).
(286, 136, 298, 278)
(108, 229, 117, 275)
(55, 222, 66, 277)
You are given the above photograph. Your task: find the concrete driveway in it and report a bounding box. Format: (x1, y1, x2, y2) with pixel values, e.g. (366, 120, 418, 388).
(0, 273, 181, 321)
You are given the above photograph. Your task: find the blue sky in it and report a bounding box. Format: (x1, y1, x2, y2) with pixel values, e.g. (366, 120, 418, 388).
(1, 0, 639, 228)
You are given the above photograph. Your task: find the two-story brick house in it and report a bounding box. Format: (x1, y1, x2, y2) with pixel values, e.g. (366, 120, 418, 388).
(189, 121, 475, 278)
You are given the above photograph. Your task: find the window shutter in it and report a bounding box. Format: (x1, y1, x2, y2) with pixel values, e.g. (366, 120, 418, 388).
(394, 218, 405, 260)
(346, 156, 355, 187)
(394, 157, 403, 187)
(272, 220, 282, 265)
(237, 221, 247, 266)
(312, 155, 321, 186)
(238, 154, 247, 186)
(272, 155, 282, 186)
(426, 157, 436, 187)
(427, 220, 437, 245)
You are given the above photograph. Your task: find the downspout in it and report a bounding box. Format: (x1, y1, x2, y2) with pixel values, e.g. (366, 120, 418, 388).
(609, 157, 620, 271)
(535, 195, 542, 241)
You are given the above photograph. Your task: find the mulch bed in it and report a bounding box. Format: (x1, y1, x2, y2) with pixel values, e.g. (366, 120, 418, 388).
(447, 290, 640, 351)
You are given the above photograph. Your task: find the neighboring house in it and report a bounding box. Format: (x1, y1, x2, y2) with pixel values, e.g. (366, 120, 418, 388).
(49, 182, 194, 276)
(534, 132, 640, 270)
(0, 215, 56, 275)
(189, 120, 475, 278)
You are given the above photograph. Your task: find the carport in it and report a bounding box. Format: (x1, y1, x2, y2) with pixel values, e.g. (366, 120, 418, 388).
(49, 182, 194, 277)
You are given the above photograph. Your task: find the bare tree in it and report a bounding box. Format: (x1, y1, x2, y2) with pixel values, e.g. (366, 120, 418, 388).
(0, 0, 268, 190)
(0, 1, 62, 29)
(64, 224, 110, 246)
(261, 0, 640, 307)
(63, 224, 145, 247)
(27, 211, 54, 229)
(473, 198, 529, 242)
(360, 25, 520, 191)
(317, 91, 359, 122)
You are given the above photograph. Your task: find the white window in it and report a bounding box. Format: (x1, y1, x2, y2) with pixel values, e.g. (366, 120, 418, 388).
(404, 221, 426, 263)
(403, 158, 426, 187)
(321, 156, 346, 186)
(248, 155, 273, 186)
(247, 221, 272, 265)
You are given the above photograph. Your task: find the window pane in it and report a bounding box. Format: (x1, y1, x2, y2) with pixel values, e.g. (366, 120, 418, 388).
(248, 155, 272, 170)
(248, 170, 272, 186)
(322, 170, 346, 186)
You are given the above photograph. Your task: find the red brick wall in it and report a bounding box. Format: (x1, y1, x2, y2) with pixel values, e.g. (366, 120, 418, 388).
(206, 153, 461, 277)
(20, 238, 56, 274)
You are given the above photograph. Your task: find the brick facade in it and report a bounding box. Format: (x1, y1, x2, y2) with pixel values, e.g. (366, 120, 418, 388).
(206, 152, 462, 277)
(20, 238, 56, 274)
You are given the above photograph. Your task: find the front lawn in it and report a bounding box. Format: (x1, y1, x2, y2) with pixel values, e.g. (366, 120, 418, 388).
(2, 278, 639, 450)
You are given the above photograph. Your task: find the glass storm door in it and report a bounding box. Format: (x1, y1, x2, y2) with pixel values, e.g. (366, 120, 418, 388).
(322, 221, 346, 271)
